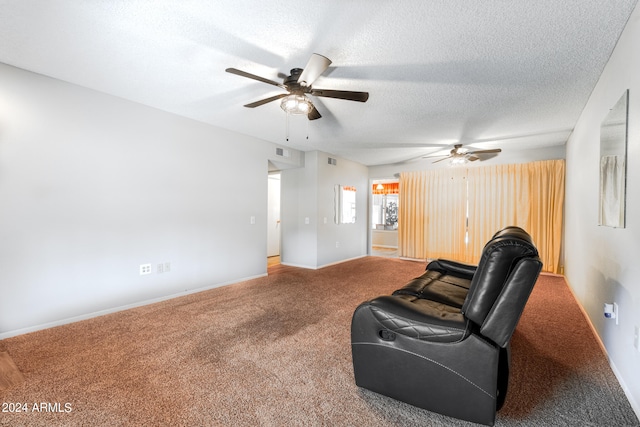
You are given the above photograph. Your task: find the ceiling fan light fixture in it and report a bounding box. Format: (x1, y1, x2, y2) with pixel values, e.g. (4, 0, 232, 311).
(280, 94, 311, 115)
(450, 156, 469, 165)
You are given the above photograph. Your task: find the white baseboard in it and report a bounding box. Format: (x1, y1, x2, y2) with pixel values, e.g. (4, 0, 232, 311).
(563, 276, 640, 421)
(280, 254, 368, 270)
(0, 273, 267, 340)
(398, 257, 427, 262)
(317, 255, 368, 269)
(279, 262, 317, 269)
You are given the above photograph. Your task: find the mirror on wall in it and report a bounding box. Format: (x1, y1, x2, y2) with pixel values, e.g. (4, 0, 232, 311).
(334, 185, 357, 224)
(599, 90, 628, 228)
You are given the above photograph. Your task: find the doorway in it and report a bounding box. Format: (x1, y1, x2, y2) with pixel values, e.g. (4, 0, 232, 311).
(267, 173, 281, 266)
(371, 179, 399, 258)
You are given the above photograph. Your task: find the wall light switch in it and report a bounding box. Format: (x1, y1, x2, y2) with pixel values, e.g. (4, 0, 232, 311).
(305, 217, 310, 225)
(250, 216, 256, 225)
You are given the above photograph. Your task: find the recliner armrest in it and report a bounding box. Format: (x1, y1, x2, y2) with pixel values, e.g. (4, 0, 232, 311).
(427, 259, 477, 279)
(354, 296, 470, 343)
(480, 256, 543, 347)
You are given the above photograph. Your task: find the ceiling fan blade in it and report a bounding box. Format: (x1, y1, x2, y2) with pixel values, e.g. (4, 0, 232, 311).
(297, 53, 332, 86)
(311, 89, 369, 102)
(432, 156, 451, 164)
(225, 68, 287, 89)
(467, 148, 502, 155)
(468, 155, 480, 162)
(307, 104, 322, 120)
(244, 93, 288, 108)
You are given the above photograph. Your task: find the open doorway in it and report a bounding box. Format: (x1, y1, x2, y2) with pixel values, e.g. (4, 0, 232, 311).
(267, 172, 281, 266)
(371, 180, 399, 258)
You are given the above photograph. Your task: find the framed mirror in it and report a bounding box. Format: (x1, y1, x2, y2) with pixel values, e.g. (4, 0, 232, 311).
(599, 90, 628, 228)
(334, 185, 357, 224)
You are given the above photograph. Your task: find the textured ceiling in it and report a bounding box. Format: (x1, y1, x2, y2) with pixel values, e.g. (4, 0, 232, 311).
(0, 1, 637, 165)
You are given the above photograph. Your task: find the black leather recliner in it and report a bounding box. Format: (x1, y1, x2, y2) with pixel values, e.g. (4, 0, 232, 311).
(351, 226, 542, 426)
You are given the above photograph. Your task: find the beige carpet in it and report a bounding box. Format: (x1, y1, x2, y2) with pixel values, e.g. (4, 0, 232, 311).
(0, 257, 637, 426)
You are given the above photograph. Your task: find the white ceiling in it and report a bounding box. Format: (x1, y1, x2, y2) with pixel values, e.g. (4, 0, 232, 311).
(0, 1, 637, 165)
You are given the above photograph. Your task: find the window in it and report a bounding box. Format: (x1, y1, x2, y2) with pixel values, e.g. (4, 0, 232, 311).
(372, 193, 398, 230)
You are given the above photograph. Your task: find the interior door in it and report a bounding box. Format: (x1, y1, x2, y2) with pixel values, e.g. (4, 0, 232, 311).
(267, 173, 281, 257)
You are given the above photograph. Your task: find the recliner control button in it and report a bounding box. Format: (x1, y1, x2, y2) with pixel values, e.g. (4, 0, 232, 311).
(379, 329, 396, 341)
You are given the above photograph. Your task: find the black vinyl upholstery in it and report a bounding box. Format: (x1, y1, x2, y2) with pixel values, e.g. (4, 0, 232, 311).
(351, 226, 543, 426)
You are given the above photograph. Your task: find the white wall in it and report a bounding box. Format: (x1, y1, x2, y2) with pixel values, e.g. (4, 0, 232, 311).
(280, 151, 368, 269)
(280, 151, 318, 268)
(0, 63, 297, 338)
(317, 152, 368, 267)
(565, 6, 640, 415)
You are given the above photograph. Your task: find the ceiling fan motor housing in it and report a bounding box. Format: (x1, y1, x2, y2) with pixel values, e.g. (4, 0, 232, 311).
(285, 68, 307, 91)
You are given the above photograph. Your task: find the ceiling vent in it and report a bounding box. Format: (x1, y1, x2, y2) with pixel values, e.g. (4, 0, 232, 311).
(275, 147, 290, 158)
(328, 157, 337, 166)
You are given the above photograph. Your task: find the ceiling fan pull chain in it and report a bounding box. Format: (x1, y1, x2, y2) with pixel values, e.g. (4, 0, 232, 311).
(306, 117, 309, 140)
(285, 113, 289, 141)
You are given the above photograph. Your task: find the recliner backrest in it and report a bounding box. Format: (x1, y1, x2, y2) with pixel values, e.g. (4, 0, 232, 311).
(461, 227, 539, 332)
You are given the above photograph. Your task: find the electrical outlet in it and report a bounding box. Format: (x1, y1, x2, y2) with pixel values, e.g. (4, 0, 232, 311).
(336, 241, 340, 248)
(139, 264, 152, 275)
(164, 262, 171, 272)
(157, 263, 164, 274)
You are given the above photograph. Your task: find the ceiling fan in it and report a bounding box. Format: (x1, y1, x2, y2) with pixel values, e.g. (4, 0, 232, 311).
(425, 144, 502, 164)
(225, 53, 369, 120)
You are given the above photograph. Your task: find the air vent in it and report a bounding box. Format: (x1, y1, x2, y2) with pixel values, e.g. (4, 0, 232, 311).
(328, 157, 337, 166)
(275, 147, 290, 158)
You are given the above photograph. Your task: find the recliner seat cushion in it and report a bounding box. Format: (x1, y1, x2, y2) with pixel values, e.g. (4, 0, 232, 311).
(393, 270, 470, 308)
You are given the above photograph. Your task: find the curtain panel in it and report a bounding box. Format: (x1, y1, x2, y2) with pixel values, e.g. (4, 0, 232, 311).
(398, 159, 565, 273)
(398, 169, 468, 261)
(467, 160, 565, 272)
(398, 171, 427, 259)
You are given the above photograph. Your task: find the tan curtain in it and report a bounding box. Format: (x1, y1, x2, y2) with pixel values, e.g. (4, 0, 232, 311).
(398, 171, 427, 259)
(525, 160, 565, 273)
(398, 169, 467, 260)
(399, 160, 565, 273)
(466, 163, 530, 261)
(467, 159, 565, 273)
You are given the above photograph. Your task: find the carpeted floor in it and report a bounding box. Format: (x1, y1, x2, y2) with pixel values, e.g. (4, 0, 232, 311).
(0, 257, 638, 426)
